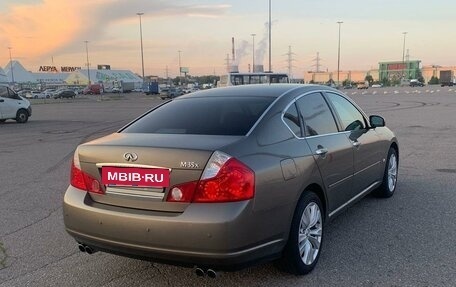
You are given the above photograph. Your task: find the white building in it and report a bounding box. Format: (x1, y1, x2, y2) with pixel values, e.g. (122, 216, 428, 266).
(4, 61, 36, 83)
(0, 68, 8, 84)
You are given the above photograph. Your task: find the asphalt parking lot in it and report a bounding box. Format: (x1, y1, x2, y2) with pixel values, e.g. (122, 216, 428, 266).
(1, 87, 455, 286)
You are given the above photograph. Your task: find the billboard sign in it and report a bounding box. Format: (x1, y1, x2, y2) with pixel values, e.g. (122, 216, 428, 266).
(39, 66, 81, 72)
(387, 63, 406, 71)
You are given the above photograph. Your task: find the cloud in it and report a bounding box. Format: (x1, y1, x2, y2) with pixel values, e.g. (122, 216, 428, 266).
(0, 0, 230, 65)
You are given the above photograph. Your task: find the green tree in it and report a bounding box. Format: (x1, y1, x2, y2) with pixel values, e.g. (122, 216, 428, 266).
(365, 75, 374, 85)
(381, 77, 391, 87)
(428, 76, 439, 85)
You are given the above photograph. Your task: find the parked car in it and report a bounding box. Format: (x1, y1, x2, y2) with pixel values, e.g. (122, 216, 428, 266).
(357, 82, 369, 89)
(111, 87, 121, 93)
(83, 84, 103, 95)
(25, 91, 49, 99)
(159, 87, 183, 99)
(409, 79, 425, 87)
(371, 84, 383, 88)
(42, 89, 56, 98)
(53, 89, 76, 99)
(64, 84, 399, 276)
(0, 85, 32, 123)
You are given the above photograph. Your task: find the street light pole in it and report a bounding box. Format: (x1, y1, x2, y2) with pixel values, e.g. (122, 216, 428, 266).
(337, 21, 343, 87)
(137, 12, 145, 82)
(268, 0, 271, 72)
(402, 32, 407, 80)
(251, 33, 256, 72)
(178, 50, 182, 81)
(7, 47, 14, 84)
(84, 41, 91, 84)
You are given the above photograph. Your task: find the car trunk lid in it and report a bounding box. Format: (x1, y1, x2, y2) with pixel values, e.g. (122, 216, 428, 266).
(76, 133, 242, 212)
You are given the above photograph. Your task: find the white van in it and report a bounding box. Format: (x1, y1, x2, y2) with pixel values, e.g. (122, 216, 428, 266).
(0, 85, 32, 123)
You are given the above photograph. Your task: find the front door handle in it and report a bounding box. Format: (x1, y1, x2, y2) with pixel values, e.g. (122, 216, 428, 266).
(352, 141, 361, 148)
(315, 148, 328, 156)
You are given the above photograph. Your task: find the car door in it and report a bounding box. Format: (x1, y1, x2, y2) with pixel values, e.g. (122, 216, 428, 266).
(0, 86, 17, 118)
(325, 92, 383, 194)
(296, 92, 354, 214)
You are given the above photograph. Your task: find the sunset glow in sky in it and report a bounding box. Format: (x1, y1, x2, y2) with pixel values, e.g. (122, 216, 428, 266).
(1, 0, 456, 78)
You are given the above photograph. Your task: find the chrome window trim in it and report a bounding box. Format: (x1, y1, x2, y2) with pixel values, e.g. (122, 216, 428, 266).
(280, 89, 369, 139)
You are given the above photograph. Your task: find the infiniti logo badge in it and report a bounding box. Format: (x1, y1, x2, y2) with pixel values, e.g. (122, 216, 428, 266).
(123, 152, 138, 162)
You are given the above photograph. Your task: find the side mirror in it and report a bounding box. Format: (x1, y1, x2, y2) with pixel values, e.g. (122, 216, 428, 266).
(370, 115, 385, 128)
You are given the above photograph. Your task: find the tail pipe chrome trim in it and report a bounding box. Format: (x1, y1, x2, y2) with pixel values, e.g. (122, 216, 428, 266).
(194, 267, 218, 278)
(77, 243, 97, 255)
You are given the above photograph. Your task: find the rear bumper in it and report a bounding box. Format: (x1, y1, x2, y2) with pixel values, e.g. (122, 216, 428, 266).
(63, 186, 284, 270)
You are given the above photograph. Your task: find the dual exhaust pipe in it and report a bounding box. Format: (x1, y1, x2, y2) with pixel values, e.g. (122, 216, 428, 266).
(195, 267, 218, 278)
(78, 243, 97, 255)
(78, 243, 217, 278)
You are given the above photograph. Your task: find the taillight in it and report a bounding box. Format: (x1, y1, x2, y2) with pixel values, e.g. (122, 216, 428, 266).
(70, 150, 103, 194)
(166, 151, 255, 203)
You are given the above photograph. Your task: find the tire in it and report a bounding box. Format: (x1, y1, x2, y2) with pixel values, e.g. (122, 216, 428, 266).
(0, 119, 6, 123)
(16, 109, 29, 123)
(374, 147, 398, 198)
(277, 191, 324, 275)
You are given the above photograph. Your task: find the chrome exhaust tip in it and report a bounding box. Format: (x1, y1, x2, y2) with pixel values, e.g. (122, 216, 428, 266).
(207, 269, 217, 279)
(195, 267, 205, 277)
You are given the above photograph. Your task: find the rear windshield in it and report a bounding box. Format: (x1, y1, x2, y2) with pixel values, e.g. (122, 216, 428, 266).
(122, 96, 274, 136)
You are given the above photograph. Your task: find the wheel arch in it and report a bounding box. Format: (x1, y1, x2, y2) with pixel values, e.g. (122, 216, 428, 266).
(300, 183, 327, 222)
(390, 142, 399, 158)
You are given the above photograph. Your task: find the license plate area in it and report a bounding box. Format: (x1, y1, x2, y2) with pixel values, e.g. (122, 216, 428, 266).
(102, 166, 170, 188)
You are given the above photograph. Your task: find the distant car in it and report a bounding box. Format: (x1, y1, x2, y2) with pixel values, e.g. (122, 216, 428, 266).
(371, 84, 383, 88)
(409, 80, 424, 87)
(357, 83, 369, 89)
(25, 91, 49, 99)
(64, 84, 399, 276)
(42, 89, 56, 98)
(111, 87, 122, 93)
(54, 89, 76, 99)
(159, 87, 183, 99)
(0, 85, 32, 123)
(17, 90, 31, 97)
(343, 84, 354, 89)
(83, 84, 103, 95)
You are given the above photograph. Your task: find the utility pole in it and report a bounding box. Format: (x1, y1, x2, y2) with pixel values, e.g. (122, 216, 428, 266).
(225, 53, 231, 73)
(137, 12, 145, 82)
(84, 41, 91, 84)
(337, 21, 343, 86)
(251, 34, 256, 72)
(402, 32, 407, 80)
(284, 46, 296, 81)
(178, 50, 182, 81)
(7, 47, 14, 84)
(312, 52, 322, 73)
(268, 0, 272, 72)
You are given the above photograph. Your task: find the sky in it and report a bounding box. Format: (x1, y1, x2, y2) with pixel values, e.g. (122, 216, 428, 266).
(1, 0, 456, 78)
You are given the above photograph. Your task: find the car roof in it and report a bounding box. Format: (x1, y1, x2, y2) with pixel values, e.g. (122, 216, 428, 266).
(178, 84, 338, 99)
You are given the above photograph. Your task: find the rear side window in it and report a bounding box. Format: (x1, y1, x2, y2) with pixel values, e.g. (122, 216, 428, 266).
(123, 96, 274, 136)
(296, 93, 338, 136)
(283, 103, 302, 137)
